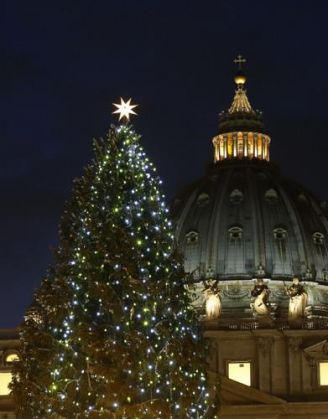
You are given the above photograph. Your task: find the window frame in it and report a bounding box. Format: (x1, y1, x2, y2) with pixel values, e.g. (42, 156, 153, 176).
(226, 359, 252, 387)
(318, 360, 328, 387)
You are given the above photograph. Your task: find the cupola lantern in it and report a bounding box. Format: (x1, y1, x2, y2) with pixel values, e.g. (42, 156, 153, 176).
(213, 56, 271, 162)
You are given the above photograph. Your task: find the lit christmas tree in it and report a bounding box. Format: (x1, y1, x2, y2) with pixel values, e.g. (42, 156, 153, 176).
(13, 100, 214, 418)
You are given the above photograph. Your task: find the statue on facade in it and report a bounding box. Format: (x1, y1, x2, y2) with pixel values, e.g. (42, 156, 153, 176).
(256, 262, 265, 277)
(202, 279, 222, 319)
(285, 277, 307, 320)
(250, 278, 271, 315)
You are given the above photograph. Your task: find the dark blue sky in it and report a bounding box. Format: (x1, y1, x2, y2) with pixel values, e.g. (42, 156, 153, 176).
(1, 0, 328, 326)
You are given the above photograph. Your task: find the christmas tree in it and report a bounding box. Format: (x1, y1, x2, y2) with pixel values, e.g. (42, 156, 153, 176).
(13, 104, 212, 418)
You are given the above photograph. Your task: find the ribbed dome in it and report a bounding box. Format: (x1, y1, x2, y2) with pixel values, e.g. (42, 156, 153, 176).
(172, 60, 328, 325)
(172, 159, 328, 283)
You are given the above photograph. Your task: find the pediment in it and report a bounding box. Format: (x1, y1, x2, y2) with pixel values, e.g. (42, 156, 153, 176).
(304, 338, 328, 358)
(219, 375, 286, 405)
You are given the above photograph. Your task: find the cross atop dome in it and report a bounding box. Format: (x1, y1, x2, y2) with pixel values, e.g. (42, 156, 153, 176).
(233, 54, 246, 70)
(233, 54, 247, 87)
(229, 55, 251, 112)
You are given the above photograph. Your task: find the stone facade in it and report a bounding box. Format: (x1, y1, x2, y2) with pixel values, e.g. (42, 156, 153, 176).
(2, 327, 328, 418)
(173, 65, 328, 418)
(208, 330, 328, 417)
(0, 329, 19, 419)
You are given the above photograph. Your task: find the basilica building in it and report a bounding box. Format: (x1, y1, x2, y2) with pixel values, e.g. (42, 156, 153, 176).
(1, 62, 328, 418)
(172, 61, 328, 418)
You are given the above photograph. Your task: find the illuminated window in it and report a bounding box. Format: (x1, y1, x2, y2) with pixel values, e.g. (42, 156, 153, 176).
(0, 372, 12, 396)
(228, 361, 251, 386)
(5, 353, 19, 363)
(319, 361, 328, 386)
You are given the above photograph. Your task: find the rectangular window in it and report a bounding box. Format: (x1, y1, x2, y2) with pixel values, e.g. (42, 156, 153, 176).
(228, 361, 251, 386)
(319, 361, 328, 386)
(0, 372, 12, 395)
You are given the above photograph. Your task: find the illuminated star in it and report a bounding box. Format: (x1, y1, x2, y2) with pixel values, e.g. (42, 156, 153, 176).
(112, 98, 138, 122)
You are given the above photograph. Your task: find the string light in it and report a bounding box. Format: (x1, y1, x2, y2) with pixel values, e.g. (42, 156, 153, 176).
(15, 123, 211, 418)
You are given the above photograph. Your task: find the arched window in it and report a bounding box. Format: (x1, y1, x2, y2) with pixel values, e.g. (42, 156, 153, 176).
(312, 233, 327, 279)
(265, 188, 278, 204)
(186, 230, 199, 245)
(273, 227, 287, 241)
(184, 230, 200, 275)
(313, 232, 325, 246)
(197, 192, 210, 207)
(229, 189, 243, 205)
(273, 227, 288, 262)
(225, 226, 244, 273)
(228, 226, 243, 241)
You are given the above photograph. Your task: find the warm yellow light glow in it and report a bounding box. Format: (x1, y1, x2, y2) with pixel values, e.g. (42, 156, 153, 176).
(234, 73, 246, 85)
(213, 132, 270, 163)
(113, 98, 138, 122)
(247, 134, 254, 158)
(319, 361, 328, 386)
(0, 372, 12, 395)
(205, 294, 221, 319)
(5, 353, 19, 363)
(257, 135, 262, 158)
(219, 138, 225, 160)
(228, 362, 251, 386)
(227, 136, 233, 157)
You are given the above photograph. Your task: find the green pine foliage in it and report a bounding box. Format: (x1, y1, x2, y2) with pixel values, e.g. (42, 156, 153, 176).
(13, 124, 210, 418)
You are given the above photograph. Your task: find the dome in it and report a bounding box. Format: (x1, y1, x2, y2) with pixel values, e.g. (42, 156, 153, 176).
(172, 159, 328, 283)
(172, 59, 328, 325)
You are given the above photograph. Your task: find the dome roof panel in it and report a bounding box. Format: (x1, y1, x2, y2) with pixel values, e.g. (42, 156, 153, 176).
(173, 161, 328, 283)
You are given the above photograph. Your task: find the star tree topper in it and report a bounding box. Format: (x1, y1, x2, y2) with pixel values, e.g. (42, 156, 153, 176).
(113, 97, 138, 123)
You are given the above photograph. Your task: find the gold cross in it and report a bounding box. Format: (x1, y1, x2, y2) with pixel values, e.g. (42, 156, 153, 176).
(233, 54, 246, 70)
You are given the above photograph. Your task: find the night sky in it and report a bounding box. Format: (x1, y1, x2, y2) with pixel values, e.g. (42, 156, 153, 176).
(1, 0, 328, 327)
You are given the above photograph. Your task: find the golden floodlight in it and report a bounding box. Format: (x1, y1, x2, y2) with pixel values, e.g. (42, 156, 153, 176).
(113, 97, 138, 122)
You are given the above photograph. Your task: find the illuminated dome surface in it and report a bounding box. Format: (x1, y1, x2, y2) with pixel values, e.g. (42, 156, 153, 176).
(173, 160, 328, 282)
(172, 64, 328, 324)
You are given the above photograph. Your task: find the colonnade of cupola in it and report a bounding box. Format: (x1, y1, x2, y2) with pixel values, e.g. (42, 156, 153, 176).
(212, 131, 270, 162)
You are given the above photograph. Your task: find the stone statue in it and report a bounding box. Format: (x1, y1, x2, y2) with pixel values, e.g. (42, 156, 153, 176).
(285, 277, 307, 320)
(256, 263, 265, 277)
(202, 279, 222, 319)
(251, 278, 271, 315)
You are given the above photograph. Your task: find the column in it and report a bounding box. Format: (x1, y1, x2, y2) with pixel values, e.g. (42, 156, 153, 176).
(244, 133, 248, 157)
(254, 134, 258, 158)
(233, 133, 237, 157)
